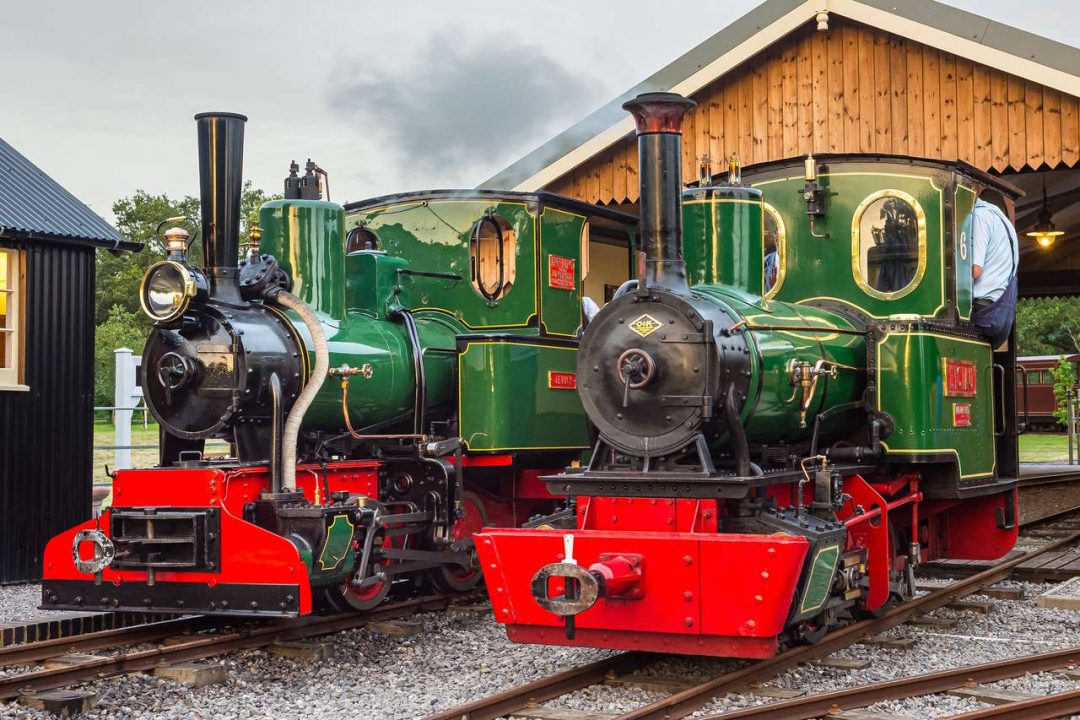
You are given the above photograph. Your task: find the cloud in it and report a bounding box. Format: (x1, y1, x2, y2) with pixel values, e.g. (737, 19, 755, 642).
(327, 30, 599, 182)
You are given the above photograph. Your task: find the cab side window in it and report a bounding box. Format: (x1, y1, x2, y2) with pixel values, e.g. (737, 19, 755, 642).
(853, 190, 926, 299)
(346, 226, 379, 253)
(763, 203, 785, 298)
(470, 214, 516, 301)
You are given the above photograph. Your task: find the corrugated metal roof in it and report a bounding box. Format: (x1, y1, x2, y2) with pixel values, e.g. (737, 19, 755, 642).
(0, 137, 138, 250)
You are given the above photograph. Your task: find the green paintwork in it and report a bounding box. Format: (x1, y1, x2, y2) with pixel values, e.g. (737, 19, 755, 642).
(345, 251, 409, 319)
(294, 541, 314, 577)
(318, 514, 355, 572)
(798, 544, 840, 615)
(682, 187, 765, 295)
(281, 304, 458, 432)
(875, 329, 995, 480)
(539, 208, 585, 337)
(257, 198, 459, 434)
(692, 286, 866, 443)
(261, 199, 347, 320)
(255, 191, 633, 453)
(458, 339, 588, 452)
(954, 185, 976, 321)
(347, 199, 540, 332)
(752, 168, 946, 318)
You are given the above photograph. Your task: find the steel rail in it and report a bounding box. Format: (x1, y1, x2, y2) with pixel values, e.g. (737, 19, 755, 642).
(0, 594, 453, 700)
(1017, 471, 1080, 488)
(612, 529, 1080, 720)
(1020, 502, 1080, 530)
(689, 647, 1080, 720)
(0, 616, 213, 668)
(946, 687, 1080, 719)
(425, 652, 657, 720)
(427, 530, 1080, 720)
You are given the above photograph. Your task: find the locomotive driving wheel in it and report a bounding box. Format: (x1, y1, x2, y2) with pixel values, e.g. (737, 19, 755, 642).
(794, 616, 830, 644)
(321, 528, 396, 612)
(337, 566, 392, 611)
(430, 491, 488, 593)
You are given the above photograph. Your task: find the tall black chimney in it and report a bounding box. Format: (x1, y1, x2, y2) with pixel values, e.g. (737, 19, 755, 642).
(622, 93, 696, 293)
(195, 112, 247, 278)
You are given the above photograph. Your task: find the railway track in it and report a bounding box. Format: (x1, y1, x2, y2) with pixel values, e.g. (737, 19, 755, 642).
(686, 646, 1080, 719)
(427, 523, 1080, 720)
(920, 500, 1080, 581)
(1017, 469, 1080, 488)
(0, 593, 459, 701)
(7, 504, 1079, 716)
(0, 615, 210, 668)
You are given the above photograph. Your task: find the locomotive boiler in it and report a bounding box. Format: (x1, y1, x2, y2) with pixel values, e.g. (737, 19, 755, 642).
(476, 93, 1021, 657)
(42, 113, 635, 615)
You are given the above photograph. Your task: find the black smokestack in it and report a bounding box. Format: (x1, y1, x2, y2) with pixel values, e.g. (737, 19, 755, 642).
(195, 112, 247, 275)
(622, 93, 695, 292)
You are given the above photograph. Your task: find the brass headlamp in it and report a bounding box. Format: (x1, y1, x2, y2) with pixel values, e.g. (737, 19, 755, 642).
(139, 260, 207, 324)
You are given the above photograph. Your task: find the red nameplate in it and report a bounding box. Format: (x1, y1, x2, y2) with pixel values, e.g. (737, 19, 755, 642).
(943, 358, 977, 397)
(548, 371, 577, 390)
(548, 255, 575, 290)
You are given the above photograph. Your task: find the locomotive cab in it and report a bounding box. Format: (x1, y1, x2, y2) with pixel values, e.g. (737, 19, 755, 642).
(41, 113, 637, 617)
(745, 155, 1024, 493)
(477, 93, 1022, 659)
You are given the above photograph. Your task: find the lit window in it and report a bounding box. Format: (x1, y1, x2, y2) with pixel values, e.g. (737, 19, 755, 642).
(0, 248, 25, 388)
(852, 190, 926, 300)
(470, 214, 516, 302)
(763, 203, 786, 299)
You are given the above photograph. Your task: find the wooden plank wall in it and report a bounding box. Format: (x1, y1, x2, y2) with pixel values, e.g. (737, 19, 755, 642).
(547, 18, 1080, 205)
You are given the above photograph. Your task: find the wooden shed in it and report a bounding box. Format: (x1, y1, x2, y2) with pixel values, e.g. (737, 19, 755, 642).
(484, 0, 1080, 300)
(0, 138, 140, 583)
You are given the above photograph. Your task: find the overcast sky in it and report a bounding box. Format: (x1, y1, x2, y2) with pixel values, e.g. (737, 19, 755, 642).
(1, 1, 1077, 229)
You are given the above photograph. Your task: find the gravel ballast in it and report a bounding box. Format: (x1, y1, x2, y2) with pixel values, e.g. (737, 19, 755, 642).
(0, 585, 40, 624)
(0, 601, 611, 720)
(2, 582, 1078, 719)
(1, 482, 1077, 718)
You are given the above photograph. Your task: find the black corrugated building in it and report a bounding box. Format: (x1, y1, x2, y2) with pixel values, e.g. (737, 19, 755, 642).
(0, 138, 140, 583)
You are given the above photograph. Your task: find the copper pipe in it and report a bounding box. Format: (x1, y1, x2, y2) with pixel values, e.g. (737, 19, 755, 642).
(339, 377, 426, 442)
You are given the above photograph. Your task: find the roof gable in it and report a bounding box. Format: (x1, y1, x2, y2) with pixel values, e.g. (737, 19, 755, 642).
(0, 138, 134, 250)
(484, 0, 1080, 193)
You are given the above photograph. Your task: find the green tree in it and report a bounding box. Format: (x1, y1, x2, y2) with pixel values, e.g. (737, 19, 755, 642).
(240, 182, 279, 238)
(1051, 355, 1078, 428)
(94, 304, 151, 408)
(98, 191, 200, 330)
(1015, 297, 1080, 357)
(94, 181, 282, 402)
(98, 181, 280, 327)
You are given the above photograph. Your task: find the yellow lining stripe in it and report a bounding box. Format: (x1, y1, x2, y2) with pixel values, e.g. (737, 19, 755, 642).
(875, 330, 996, 479)
(755, 171, 947, 319)
(457, 341, 587, 452)
(350, 199, 540, 330)
(538, 206, 584, 339)
(763, 201, 786, 301)
(850, 189, 929, 302)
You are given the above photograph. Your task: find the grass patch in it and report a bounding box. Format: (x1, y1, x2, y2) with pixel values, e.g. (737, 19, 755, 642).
(1019, 432, 1073, 462)
(92, 421, 229, 483)
(91, 424, 1073, 483)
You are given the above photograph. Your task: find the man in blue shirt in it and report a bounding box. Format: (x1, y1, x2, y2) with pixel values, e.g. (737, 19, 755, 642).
(764, 250, 779, 293)
(970, 190, 1018, 348)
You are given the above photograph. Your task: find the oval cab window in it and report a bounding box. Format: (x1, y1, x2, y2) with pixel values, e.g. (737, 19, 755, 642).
(346, 226, 379, 253)
(763, 202, 785, 299)
(470, 214, 516, 302)
(852, 190, 926, 299)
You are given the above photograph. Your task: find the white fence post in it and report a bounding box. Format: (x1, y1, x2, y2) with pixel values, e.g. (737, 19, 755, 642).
(113, 348, 136, 470)
(1070, 390, 1077, 466)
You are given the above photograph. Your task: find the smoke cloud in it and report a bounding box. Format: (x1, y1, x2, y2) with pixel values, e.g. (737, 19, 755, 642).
(327, 30, 599, 185)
